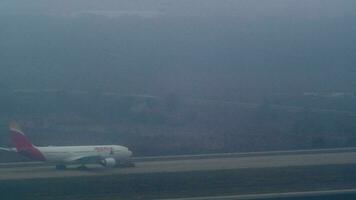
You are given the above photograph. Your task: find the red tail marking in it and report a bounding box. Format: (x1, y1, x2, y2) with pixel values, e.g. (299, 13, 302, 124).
(10, 129, 33, 150)
(10, 126, 46, 161)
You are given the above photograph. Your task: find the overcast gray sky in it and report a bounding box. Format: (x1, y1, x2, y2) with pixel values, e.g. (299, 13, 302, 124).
(1, 0, 356, 18)
(1, 0, 356, 94)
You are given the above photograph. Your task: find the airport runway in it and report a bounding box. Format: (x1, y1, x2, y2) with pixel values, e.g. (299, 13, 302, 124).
(1, 148, 356, 180)
(158, 188, 356, 200)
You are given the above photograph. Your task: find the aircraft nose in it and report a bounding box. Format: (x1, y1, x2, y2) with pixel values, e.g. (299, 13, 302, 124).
(127, 149, 133, 157)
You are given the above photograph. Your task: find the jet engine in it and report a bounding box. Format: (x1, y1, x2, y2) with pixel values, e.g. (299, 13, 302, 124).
(100, 157, 116, 168)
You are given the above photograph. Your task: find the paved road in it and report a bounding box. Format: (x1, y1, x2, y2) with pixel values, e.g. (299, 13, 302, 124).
(157, 188, 356, 200)
(1, 149, 356, 180)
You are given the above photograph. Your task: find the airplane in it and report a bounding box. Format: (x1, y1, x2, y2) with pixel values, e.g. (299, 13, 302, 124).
(0, 122, 133, 170)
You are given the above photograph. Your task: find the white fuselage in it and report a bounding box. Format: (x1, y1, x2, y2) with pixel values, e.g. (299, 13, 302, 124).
(37, 145, 132, 164)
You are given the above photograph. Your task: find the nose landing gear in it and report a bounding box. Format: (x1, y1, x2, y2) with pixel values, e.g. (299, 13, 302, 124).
(117, 160, 135, 168)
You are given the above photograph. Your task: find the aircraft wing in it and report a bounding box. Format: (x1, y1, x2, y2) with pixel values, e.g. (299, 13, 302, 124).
(66, 155, 102, 163)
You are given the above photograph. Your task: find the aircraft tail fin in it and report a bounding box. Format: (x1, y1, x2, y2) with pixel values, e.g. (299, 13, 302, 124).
(9, 122, 34, 151)
(9, 122, 46, 161)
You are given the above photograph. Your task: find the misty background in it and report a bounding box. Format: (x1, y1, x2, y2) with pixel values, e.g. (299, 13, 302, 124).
(1, 0, 356, 161)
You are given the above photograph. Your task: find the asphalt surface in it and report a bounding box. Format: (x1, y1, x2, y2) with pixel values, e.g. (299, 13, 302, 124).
(157, 189, 356, 200)
(1, 149, 356, 180)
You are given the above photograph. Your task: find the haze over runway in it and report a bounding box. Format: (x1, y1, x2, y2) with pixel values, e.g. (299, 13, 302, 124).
(1, 148, 356, 181)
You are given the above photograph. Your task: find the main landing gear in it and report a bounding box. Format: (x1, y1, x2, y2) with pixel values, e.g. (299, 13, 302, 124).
(77, 164, 89, 170)
(55, 164, 67, 170)
(55, 164, 89, 170)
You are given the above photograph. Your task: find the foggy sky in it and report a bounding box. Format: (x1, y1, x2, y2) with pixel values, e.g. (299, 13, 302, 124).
(1, 0, 356, 18)
(1, 0, 356, 97)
